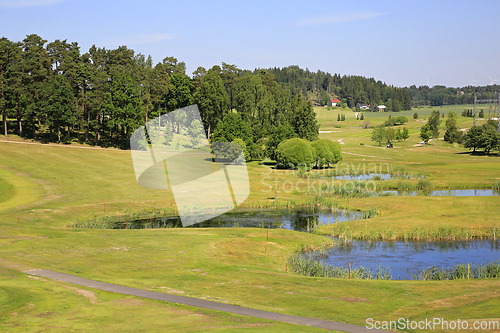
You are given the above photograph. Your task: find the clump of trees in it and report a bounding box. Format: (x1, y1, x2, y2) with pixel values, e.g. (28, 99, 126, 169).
(384, 116, 408, 126)
(462, 121, 500, 154)
(419, 111, 441, 144)
(275, 138, 342, 168)
(371, 125, 409, 145)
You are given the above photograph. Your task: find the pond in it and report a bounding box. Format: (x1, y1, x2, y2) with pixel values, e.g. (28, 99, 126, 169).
(381, 189, 500, 197)
(307, 239, 500, 280)
(112, 208, 365, 232)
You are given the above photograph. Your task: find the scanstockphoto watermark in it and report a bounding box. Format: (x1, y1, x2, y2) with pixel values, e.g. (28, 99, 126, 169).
(260, 162, 390, 196)
(366, 317, 500, 330)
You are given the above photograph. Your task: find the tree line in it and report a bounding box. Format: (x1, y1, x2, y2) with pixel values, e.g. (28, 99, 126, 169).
(0, 34, 320, 159)
(409, 85, 500, 107)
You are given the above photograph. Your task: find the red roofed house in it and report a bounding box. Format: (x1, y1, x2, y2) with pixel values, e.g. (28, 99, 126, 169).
(331, 99, 340, 106)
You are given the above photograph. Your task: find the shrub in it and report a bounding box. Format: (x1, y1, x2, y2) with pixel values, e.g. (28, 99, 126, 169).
(275, 138, 316, 168)
(311, 139, 342, 167)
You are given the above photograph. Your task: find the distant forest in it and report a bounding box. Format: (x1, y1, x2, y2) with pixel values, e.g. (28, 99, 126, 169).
(264, 66, 412, 111)
(409, 85, 500, 106)
(263, 66, 499, 108)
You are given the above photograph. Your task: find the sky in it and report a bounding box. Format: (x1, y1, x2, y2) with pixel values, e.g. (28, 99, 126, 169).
(1, 0, 499, 88)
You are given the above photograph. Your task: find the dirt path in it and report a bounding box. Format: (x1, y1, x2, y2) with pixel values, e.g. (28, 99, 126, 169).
(24, 269, 384, 333)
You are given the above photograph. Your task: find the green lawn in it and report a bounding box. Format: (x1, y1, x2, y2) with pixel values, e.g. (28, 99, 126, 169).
(1, 105, 499, 332)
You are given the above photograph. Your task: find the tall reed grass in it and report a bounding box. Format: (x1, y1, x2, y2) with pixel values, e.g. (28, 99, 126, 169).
(411, 261, 500, 280)
(327, 224, 500, 241)
(288, 254, 392, 280)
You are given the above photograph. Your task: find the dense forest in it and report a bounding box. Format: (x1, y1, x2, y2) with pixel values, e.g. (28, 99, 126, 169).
(0, 34, 320, 159)
(265, 66, 412, 111)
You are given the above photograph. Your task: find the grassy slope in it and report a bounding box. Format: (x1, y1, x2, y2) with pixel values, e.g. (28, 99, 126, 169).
(1, 105, 500, 332)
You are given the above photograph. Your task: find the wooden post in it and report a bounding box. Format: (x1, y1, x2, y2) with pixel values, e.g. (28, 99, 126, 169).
(126, 221, 129, 229)
(286, 263, 288, 273)
(468, 264, 470, 279)
(18, 217, 20, 223)
(349, 263, 351, 279)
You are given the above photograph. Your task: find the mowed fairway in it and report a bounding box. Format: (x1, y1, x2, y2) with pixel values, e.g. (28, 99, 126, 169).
(1, 105, 500, 332)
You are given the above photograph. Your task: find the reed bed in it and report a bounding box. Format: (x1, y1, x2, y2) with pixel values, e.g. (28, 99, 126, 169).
(327, 224, 500, 241)
(288, 254, 500, 281)
(288, 254, 392, 280)
(411, 261, 500, 280)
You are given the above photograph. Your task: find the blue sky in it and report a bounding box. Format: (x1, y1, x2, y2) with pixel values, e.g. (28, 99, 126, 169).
(1, 0, 499, 88)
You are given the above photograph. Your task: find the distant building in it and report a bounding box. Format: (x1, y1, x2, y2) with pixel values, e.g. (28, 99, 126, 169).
(377, 105, 386, 112)
(331, 99, 340, 106)
(359, 103, 370, 110)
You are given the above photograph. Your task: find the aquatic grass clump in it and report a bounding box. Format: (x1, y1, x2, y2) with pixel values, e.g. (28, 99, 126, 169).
(411, 261, 500, 280)
(416, 178, 433, 191)
(493, 180, 500, 190)
(396, 180, 414, 191)
(288, 254, 392, 280)
(363, 206, 378, 219)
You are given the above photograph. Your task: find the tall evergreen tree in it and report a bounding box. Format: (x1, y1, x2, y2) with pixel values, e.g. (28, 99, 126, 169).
(290, 93, 319, 141)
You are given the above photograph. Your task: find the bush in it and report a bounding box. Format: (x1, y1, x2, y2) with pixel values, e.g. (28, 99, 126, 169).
(413, 113, 418, 119)
(275, 138, 316, 168)
(311, 139, 342, 167)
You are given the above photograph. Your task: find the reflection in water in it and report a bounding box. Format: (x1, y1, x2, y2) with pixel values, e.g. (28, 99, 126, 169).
(310, 239, 500, 280)
(112, 208, 365, 231)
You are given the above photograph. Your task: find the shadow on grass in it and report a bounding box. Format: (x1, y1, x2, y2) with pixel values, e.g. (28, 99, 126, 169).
(455, 151, 500, 157)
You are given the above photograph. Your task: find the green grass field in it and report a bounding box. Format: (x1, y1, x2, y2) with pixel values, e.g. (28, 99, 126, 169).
(1, 105, 499, 332)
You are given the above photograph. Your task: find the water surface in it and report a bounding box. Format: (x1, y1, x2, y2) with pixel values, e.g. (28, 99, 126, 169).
(309, 239, 500, 279)
(113, 208, 365, 231)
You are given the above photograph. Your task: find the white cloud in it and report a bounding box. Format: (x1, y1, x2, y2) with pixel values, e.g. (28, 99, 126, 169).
(298, 12, 387, 26)
(105, 33, 175, 46)
(0, 0, 67, 7)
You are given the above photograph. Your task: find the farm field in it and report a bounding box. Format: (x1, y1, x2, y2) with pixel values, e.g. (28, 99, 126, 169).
(1, 105, 500, 332)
